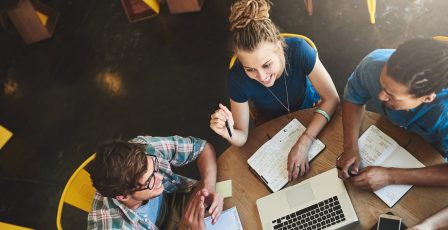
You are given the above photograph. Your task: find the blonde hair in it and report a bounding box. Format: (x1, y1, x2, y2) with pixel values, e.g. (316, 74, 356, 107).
(229, 0, 282, 52)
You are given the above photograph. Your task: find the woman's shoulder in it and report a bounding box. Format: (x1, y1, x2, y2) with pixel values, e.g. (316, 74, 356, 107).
(284, 36, 309, 49)
(284, 36, 315, 58)
(229, 61, 247, 82)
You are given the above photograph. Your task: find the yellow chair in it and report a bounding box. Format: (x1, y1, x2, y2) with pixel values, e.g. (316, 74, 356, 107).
(0, 222, 33, 230)
(56, 154, 96, 230)
(302, 0, 376, 24)
(0, 125, 13, 149)
(433, 36, 448, 42)
(367, 0, 376, 24)
(228, 33, 317, 123)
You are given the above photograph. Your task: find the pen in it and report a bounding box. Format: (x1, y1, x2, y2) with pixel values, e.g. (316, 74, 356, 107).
(225, 120, 232, 138)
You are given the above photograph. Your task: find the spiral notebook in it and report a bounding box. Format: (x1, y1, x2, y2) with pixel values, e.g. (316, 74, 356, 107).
(358, 125, 425, 207)
(247, 119, 326, 192)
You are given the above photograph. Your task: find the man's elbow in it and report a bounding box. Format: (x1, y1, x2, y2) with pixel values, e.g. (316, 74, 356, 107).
(202, 143, 216, 157)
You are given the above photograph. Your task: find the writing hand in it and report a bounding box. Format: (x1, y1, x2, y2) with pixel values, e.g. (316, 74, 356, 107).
(210, 104, 234, 139)
(336, 149, 360, 179)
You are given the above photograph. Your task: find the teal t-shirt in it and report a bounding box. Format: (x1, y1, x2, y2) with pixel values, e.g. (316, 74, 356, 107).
(228, 37, 320, 120)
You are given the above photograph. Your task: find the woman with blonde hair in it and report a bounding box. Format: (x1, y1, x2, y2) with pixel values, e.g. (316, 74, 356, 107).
(210, 0, 339, 181)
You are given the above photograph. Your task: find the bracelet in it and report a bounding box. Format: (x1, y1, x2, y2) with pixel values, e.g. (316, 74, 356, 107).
(315, 108, 330, 122)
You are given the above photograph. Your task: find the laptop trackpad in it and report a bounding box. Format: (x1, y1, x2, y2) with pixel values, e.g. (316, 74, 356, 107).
(285, 182, 315, 209)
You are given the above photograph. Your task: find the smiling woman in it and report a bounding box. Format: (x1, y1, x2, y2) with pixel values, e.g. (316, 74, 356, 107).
(209, 0, 339, 182)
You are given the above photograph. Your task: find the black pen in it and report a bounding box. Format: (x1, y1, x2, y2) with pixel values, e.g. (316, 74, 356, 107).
(225, 120, 232, 138)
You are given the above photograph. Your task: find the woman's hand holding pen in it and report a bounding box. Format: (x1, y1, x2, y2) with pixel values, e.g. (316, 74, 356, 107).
(210, 104, 234, 139)
(287, 133, 314, 181)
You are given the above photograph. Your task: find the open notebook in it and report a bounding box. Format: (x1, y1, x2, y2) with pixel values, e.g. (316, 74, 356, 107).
(358, 125, 425, 207)
(247, 119, 326, 192)
(204, 206, 243, 230)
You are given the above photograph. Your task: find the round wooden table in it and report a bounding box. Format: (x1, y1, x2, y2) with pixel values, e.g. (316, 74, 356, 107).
(217, 107, 448, 229)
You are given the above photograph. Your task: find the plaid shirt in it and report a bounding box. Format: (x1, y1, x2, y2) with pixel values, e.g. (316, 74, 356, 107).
(87, 135, 207, 230)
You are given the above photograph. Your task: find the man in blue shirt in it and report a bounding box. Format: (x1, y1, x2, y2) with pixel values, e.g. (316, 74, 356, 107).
(337, 38, 448, 191)
(88, 136, 223, 230)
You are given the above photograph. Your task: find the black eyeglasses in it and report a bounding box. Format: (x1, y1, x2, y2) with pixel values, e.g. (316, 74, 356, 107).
(133, 156, 159, 192)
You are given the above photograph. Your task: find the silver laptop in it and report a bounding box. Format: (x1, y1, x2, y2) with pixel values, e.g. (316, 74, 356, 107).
(256, 168, 358, 230)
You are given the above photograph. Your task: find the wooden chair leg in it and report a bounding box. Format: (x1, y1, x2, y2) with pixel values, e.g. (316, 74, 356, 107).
(367, 0, 376, 24)
(304, 0, 313, 16)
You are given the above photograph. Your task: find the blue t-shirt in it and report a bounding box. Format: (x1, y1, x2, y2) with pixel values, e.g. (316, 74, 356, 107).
(136, 194, 164, 226)
(344, 49, 448, 156)
(228, 37, 320, 120)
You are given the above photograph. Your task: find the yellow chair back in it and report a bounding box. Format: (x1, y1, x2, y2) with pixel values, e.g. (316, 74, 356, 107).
(56, 154, 96, 230)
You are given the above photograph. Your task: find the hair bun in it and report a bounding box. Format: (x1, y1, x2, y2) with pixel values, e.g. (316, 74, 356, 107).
(229, 0, 271, 31)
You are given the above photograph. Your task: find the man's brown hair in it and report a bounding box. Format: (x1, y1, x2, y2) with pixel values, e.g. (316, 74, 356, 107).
(90, 140, 148, 198)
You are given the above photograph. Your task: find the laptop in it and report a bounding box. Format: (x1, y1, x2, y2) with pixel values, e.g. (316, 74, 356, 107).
(256, 168, 358, 230)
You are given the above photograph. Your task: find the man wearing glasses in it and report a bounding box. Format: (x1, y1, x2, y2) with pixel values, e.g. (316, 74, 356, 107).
(87, 135, 223, 230)
(337, 38, 448, 190)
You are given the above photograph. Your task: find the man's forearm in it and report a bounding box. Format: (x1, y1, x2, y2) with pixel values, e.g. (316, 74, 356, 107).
(389, 164, 448, 186)
(342, 101, 365, 151)
(197, 143, 218, 192)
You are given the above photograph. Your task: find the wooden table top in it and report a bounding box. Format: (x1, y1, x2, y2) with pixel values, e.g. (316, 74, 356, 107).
(217, 107, 448, 229)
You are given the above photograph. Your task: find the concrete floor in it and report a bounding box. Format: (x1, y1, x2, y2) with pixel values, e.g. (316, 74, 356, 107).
(0, 0, 447, 229)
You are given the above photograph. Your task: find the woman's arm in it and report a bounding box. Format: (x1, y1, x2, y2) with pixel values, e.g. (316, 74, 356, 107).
(288, 54, 340, 180)
(305, 54, 340, 137)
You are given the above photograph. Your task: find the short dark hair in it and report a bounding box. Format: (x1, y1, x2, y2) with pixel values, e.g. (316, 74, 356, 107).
(90, 140, 148, 198)
(387, 38, 448, 97)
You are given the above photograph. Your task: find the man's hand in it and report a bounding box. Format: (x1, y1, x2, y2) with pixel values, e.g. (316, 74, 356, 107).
(350, 166, 393, 190)
(336, 148, 361, 179)
(183, 190, 207, 230)
(202, 189, 224, 224)
(287, 134, 313, 181)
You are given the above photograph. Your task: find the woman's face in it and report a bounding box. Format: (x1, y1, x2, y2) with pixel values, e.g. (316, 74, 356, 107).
(236, 41, 285, 87)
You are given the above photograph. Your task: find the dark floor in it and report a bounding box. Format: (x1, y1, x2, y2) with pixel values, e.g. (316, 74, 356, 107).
(0, 0, 447, 229)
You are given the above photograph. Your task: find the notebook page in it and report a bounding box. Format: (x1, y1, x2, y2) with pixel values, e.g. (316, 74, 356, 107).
(247, 119, 325, 192)
(373, 145, 425, 207)
(358, 126, 398, 168)
(204, 206, 243, 230)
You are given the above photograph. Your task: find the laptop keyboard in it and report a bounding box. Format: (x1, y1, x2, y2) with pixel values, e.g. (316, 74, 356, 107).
(272, 196, 345, 230)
